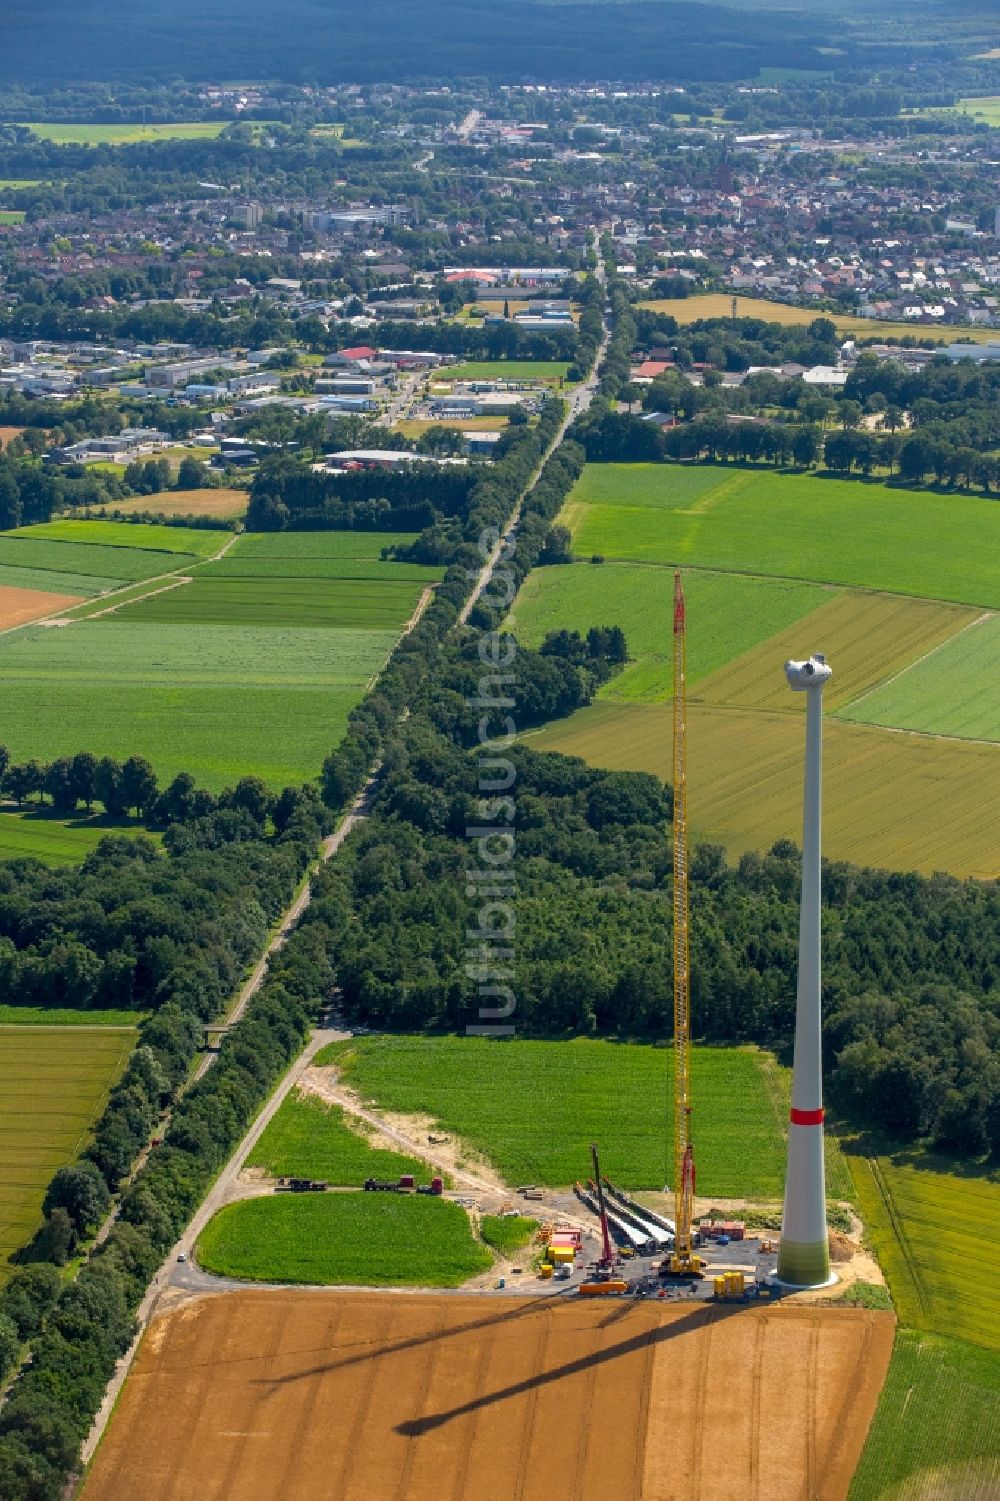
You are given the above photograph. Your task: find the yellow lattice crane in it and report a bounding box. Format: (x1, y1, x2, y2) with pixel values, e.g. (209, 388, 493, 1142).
(669, 571, 703, 1277)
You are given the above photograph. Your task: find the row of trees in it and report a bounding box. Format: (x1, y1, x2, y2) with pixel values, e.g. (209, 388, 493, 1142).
(324, 719, 999, 1156)
(0, 380, 579, 1500)
(0, 819, 333, 1497)
(0, 745, 310, 833)
(571, 405, 1000, 493)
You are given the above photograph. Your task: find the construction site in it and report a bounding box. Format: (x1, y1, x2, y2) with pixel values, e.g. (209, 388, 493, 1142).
(80, 573, 897, 1501)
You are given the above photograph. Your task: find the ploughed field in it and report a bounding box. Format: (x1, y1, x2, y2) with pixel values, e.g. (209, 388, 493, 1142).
(0, 522, 441, 789)
(517, 464, 1000, 877)
(0, 1024, 134, 1280)
(81, 1292, 894, 1501)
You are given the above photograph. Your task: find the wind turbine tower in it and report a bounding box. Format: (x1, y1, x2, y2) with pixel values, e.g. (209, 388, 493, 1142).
(777, 654, 835, 1289)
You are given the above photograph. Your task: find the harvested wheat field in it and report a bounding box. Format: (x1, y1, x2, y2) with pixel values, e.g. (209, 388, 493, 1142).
(0, 583, 82, 628)
(113, 487, 248, 519)
(82, 1291, 893, 1501)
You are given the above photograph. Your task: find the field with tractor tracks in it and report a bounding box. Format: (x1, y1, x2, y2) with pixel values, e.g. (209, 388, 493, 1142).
(0, 1024, 134, 1280)
(0, 524, 437, 788)
(518, 463, 1000, 877)
(81, 1292, 894, 1501)
(845, 1156, 1000, 1498)
(320, 1035, 856, 1204)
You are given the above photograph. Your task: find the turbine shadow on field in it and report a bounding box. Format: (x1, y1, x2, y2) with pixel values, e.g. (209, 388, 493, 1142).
(253, 1293, 568, 1396)
(394, 1303, 715, 1436)
(252, 1293, 718, 1420)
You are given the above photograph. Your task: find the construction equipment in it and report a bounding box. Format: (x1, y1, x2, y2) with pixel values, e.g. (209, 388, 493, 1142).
(579, 1279, 628, 1297)
(668, 572, 703, 1278)
(590, 1143, 615, 1270)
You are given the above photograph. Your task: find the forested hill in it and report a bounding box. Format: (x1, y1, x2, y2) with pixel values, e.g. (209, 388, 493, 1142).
(2, 0, 904, 84)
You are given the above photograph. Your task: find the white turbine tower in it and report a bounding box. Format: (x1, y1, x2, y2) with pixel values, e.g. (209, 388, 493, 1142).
(777, 654, 835, 1289)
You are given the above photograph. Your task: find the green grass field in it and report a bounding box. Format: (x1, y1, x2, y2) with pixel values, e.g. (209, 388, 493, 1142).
(508, 563, 828, 701)
(0, 179, 44, 189)
(0, 563, 119, 597)
(319, 1036, 854, 1201)
(479, 1214, 538, 1257)
(0, 535, 199, 583)
(0, 528, 434, 788)
(62, 579, 192, 618)
(849, 1331, 1000, 1500)
(955, 95, 1000, 126)
(561, 466, 1000, 608)
(845, 1151, 1000, 1495)
(10, 519, 225, 558)
(0, 1025, 134, 1279)
(850, 1157, 1000, 1352)
(23, 121, 229, 145)
(444, 361, 571, 385)
(246, 1090, 431, 1185)
(115, 575, 428, 629)
(841, 614, 1000, 742)
(0, 622, 397, 789)
(0, 809, 156, 865)
(0, 1007, 143, 1025)
(0, 211, 24, 225)
(196, 1193, 492, 1286)
(208, 530, 442, 583)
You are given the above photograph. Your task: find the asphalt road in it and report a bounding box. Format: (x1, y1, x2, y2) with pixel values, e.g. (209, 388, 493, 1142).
(79, 274, 611, 1465)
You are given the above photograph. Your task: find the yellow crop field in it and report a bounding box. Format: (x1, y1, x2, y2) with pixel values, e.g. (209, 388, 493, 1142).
(639, 294, 1000, 344)
(693, 591, 979, 714)
(111, 487, 248, 520)
(527, 701, 1000, 878)
(641, 294, 820, 325)
(850, 1159, 1000, 1352)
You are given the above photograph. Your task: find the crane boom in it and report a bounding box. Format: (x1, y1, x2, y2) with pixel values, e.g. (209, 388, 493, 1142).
(670, 571, 702, 1276)
(590, 1143, 615, 1268)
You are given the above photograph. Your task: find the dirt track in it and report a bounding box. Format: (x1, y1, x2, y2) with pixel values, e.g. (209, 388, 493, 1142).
(81, 1292, 893, 1501)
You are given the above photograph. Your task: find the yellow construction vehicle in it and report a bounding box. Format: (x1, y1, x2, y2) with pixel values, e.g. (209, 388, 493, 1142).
(668, 573, 703, 1279)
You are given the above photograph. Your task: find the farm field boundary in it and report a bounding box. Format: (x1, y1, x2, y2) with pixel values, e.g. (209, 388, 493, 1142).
(0, 621, 399, 790)
(246, 1087, 430, 1185)
(839, 612, 1000, 743)
(526, 701, 1000, 878)
(0, 808, 157, 865)
(693, 590, 979, 714)
(80, 1292, 894, 1501)
(848, 1157, 1000, 1352)
(101, 487, 247, 520)
(639, 293, 1000, 344)
(320, 1035, 855, 1202)
(0, 582, 84, 629)
(21, 120, 230, 145)
(846, 1157, 1000, 1498)
(507, 563, 828, 701)
(7, 520, 225, 557)
(559, 464, 1000, 608)
(848, 1330, 1000, 1500)
(196, 1193, 491, 1286)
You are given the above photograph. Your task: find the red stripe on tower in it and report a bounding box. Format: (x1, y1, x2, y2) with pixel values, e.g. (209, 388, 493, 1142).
(789, 1106, 825, 1126)
(674, 573, 685, 633)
